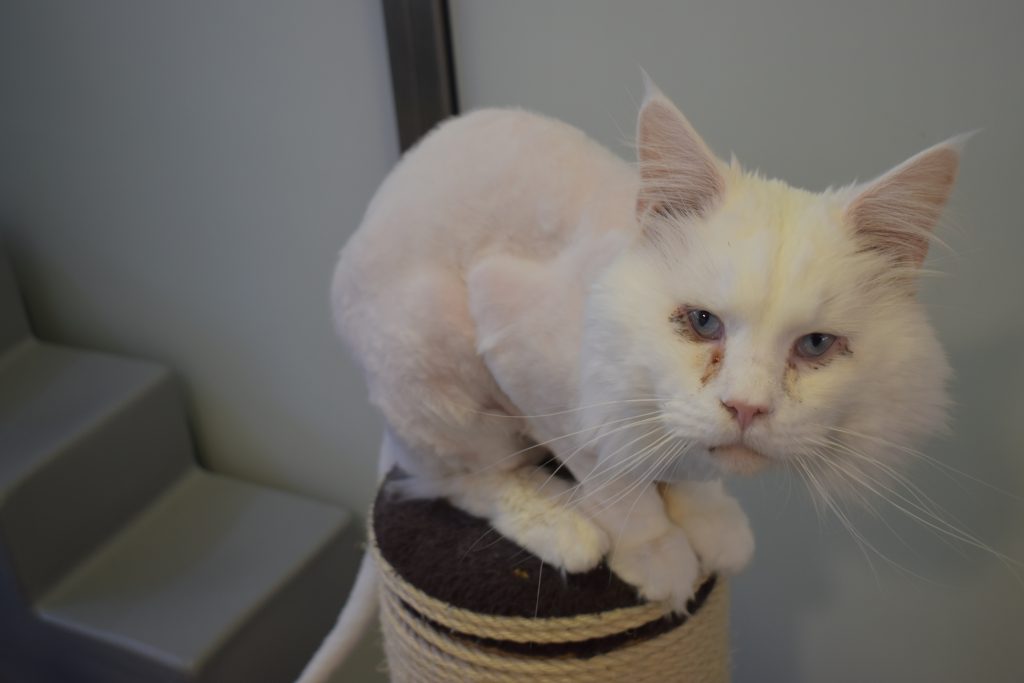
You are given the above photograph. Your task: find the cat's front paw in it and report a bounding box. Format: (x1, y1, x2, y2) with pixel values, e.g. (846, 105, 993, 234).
(608, 526, 700, 613)
(511, 507, 610, 573)
(663, 482, 754, 575)
(450, 469, 611, 574)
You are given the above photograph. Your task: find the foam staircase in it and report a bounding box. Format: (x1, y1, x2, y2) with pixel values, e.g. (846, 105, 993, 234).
(0, 251, 357, 682)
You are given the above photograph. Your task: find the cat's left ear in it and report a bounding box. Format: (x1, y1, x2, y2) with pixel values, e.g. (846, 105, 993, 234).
(845, 135, 971, 266)
(636, 75, 725, 220)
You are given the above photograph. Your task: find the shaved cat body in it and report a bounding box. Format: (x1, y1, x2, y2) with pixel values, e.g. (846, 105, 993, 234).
(297, 80, 962, 682)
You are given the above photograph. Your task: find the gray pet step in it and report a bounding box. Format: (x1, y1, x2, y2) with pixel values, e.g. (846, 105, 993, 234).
(31, 469, 355, 682)
(0, 340, 193, 603)
(0, 246, 357, 682)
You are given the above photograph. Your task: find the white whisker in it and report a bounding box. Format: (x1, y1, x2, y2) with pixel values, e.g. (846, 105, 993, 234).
(474, 396, 673, 420)
(814, 435, 972, 546)
(479, 409, 665, 474)
(822, 425, 1024, 503)
(567, 426, 674, 505)
(595, 435, 681, 521)
(798, 437, 1023, 586)
(797, 451, 883, 585)
(541, 416, 666, 493)
(610, 441, 686, 547)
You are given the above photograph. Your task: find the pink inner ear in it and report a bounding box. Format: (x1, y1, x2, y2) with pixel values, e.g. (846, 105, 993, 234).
(636, 96, 724, 220)
(847, 145, 960, 266)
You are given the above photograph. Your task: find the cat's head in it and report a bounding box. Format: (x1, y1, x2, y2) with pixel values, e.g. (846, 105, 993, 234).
(582, 80, 960, 484)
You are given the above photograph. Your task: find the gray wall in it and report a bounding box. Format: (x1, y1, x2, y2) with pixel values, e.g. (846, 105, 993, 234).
(450, 1, 1024, 681)
(0, 4, 392, 678)
(2, 1, 1022, 681)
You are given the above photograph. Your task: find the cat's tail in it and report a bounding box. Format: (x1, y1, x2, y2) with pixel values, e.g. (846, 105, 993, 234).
(294, 431, 399, 683)
(293, 551, 378, 683)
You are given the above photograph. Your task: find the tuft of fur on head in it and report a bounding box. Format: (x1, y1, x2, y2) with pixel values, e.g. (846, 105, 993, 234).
(579, 78, 962, 495)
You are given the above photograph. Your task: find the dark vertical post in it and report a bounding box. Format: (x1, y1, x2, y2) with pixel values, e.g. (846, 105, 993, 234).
(381, 0, 459, 152)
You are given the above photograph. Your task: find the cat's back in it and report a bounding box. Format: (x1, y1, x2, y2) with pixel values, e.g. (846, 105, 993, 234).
(332, 109, 638, 432)
(339, 108, 637, 278)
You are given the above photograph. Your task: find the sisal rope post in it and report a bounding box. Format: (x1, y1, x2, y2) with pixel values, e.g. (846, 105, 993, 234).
(371, 474, 730, 682)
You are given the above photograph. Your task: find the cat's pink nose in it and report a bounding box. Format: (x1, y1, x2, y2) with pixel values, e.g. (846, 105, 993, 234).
(721, 399, 770, 430)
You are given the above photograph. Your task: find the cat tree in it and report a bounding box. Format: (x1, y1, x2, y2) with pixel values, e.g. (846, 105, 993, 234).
(371, 470, 730, 682)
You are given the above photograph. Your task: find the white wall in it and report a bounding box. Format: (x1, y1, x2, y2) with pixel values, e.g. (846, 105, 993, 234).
(450, 1, 1024, 681)
(0, 0, 394, 517)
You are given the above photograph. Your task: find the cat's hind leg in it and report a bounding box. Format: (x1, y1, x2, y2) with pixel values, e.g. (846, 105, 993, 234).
(337, 263, 531, 477)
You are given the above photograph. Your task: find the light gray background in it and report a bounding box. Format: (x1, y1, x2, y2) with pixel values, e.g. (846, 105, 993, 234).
(0, 1, 392, 513)
(1, 1, 1022, 681)
(0, 1, 391, 679)
(450, 1, 1024, 681)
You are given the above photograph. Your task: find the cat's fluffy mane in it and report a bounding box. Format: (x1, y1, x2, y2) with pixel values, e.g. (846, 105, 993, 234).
(574, 83, 956, 492)
(580, 164, 953, 488)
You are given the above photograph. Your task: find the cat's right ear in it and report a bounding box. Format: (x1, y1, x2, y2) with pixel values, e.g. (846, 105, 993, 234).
(636, 75, 724, 221)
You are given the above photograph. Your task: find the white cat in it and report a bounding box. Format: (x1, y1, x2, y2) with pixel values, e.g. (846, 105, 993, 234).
(296, 77, 960, 681)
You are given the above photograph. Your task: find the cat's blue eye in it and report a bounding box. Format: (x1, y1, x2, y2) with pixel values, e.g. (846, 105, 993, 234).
(687, 309, 724, 340)
(795, 332, 836, 358)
